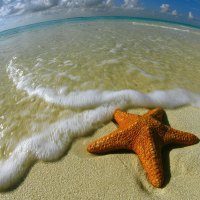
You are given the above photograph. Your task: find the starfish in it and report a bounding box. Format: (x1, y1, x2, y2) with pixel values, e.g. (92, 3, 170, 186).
(87, 107, 199, 188)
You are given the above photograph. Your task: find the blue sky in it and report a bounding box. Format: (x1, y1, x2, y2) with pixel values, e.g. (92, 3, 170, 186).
(0, 0, 200, 31)
(116, 0, 200, 17)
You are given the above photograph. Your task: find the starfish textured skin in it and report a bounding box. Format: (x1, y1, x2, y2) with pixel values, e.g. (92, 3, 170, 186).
(87, 108, 199, 188)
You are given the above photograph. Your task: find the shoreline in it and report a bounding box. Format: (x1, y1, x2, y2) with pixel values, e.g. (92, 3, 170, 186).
(0, 106, 200, 199)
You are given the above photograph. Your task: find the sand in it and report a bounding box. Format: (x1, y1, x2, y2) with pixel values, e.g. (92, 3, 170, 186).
(0, 106, 200, 200)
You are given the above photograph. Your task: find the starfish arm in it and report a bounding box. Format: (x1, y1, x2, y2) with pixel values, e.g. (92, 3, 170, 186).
(132, 127, 164, 188)
(144, 107, 168, 124)
(87, 128, 134, 154)
(163, 128, 199, 145)
(114, 109, 139, 128)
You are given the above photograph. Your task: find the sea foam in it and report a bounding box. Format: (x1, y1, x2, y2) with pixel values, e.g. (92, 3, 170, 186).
(132, 22, 190, 32)
(1, 58, 200, 190)
(7, 59, 200, 109)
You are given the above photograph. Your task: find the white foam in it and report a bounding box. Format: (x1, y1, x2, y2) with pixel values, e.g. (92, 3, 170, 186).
(132, 22, 190, 32)
(0, 104, 119, 190)
(2, 57, 200, 190)
(7, 57, 200, 109)
(63, 60, 74, 66)
(7, 60, 200, 109)
(97, 58, 120, 66)
(48, 58, 57, 65)
(109, 43, 123, 54)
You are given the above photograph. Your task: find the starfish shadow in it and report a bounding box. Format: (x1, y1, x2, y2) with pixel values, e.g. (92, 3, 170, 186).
(94, 148, 172, 188)
(162, 147, 171, 187)
(96, 145, 189, 188)
(162, 143, 194, 187)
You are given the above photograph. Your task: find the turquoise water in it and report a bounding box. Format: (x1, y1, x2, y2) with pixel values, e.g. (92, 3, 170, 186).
(1, 16, 200, 39)
(0, 16, 200, 191)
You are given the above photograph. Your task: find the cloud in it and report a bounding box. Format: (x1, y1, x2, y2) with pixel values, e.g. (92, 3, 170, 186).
(104, 0, 115, 7)
(160, 3, 180, 17)
(0, 0, 142, 17)
(0, 0, 119, 17)
(0, 1, 34, 16)
(27, 0, 59, 12)
(0, 0, 60, 16)
(188, 11, 194, 19)
(123, 0, 139, 9)
(171, 9, 178, 16)
(60, 0, 103, 8)
(160, 4, 170, 13)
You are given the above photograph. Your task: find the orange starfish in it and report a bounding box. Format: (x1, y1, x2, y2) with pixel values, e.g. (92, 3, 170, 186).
(87, 107, 199, 188)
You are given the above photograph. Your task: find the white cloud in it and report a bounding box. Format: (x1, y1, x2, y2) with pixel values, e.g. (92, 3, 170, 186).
(0, 0, 119, 17)
(123, 0, 139, 9)
(188, 11, 194, 19)
(0, 0, 25, 16)
(0, 0, 142, 18)
(27, 0, 59, 12)
(61, 0, 101, 8)
(160, 4, 170, 13)
(171, 9, 178, 16)
(60, 0, 116, 9)
(0, 5, 10, 17)
(104, 0, 115, 7)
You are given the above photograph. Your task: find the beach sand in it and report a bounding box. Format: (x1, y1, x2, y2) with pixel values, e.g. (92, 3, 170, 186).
(0, 106, 200, 200)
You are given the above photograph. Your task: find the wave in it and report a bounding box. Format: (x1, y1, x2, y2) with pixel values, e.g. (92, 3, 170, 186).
(1, 58, 200, 190)
(132, 22, 190, 32)
(7, 58, 200, 109)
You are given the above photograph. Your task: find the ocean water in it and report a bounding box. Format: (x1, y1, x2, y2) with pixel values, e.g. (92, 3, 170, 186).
(0, 16, 200, 190)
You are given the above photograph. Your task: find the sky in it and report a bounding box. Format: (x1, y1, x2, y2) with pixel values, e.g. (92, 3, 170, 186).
(0, 0, 200, 31)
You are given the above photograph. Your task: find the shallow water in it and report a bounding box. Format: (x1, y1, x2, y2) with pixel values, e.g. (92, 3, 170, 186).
(0, 17, 200, 190)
